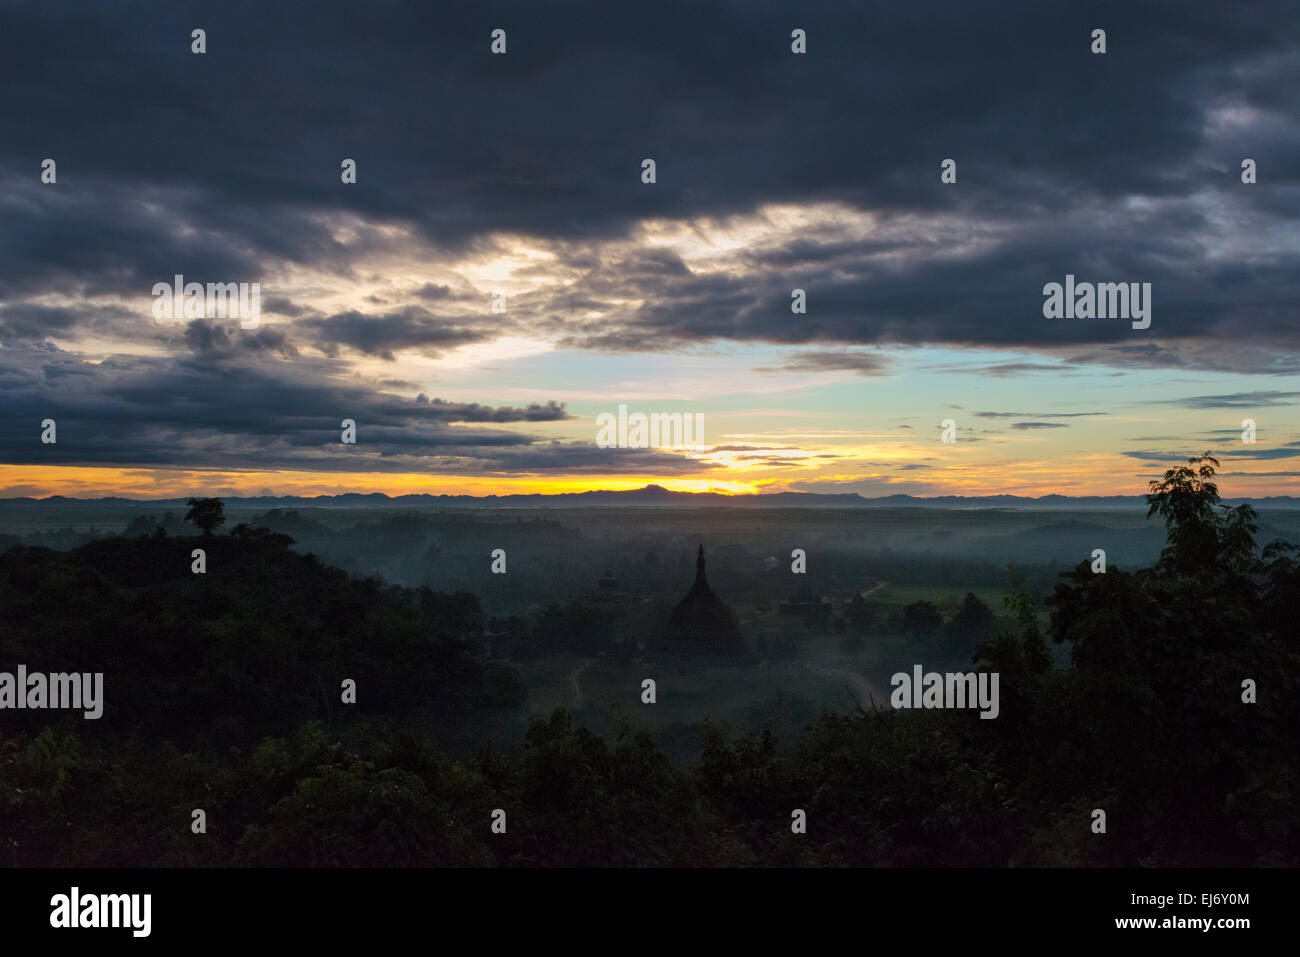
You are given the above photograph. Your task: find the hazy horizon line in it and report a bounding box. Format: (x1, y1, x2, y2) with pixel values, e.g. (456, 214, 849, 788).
(2, 484, 1296, 506)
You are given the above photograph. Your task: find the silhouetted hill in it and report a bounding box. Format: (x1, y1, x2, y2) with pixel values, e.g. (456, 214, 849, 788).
(2, 485, 1295, 509)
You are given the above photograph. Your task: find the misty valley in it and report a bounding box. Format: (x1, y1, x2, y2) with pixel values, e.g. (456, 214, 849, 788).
(1, 477, 1297, 866)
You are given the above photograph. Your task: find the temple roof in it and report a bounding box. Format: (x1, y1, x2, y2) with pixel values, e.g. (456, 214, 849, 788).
(662, 543, 746, 654)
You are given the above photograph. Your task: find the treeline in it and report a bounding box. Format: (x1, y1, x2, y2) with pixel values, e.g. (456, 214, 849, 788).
(1, 455, 1297, 865)
(0, 530, 522, 744)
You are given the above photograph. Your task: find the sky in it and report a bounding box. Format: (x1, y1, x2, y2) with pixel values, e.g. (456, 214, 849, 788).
(1, 0, 1297, 499)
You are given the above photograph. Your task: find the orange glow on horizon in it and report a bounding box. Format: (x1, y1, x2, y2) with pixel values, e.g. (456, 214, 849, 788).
(0, 465, 760, 499)
(0, 462, 1293, 500)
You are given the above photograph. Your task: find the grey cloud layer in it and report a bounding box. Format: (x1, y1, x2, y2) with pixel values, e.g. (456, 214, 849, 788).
(0, 0, 1295, 363)
(1, 0, 1297, 477)
(0, 345, 690, 476)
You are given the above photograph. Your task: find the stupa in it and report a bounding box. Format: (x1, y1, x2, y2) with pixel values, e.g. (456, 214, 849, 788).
(662, 544, 747, 656)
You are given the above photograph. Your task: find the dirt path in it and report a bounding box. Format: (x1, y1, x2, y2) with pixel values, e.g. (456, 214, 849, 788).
(806, 664, 889, 712)
(860, 580, 889, 598)
(567, 658, 593, 710)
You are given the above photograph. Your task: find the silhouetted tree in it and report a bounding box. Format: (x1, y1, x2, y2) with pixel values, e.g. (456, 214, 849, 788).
(902, 600, 942, 637)
(1146, 451, 1258, 575)
(185, 497, 225, 536)
(1002, 564, 1050, 674)
(947, 592, 994, 643)
(847, 592, 872, 632)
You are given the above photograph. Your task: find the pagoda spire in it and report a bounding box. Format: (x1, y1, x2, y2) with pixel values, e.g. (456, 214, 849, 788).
(662, 541, 747, 656)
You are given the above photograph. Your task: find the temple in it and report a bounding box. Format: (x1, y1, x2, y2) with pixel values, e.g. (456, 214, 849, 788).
(662, 544, 747, 656)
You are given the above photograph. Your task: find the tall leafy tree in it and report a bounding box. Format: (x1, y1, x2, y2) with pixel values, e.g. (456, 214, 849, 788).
(185, 497, 226, 536)
(902, 600, 942, 637)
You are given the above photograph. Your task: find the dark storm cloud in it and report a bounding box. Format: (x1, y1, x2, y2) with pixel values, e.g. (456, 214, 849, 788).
(0, 0, 1294, 364)
(261, 296, 314, 318)
(1064, 342, 1300, 376)
(300, 308, 491, 359)
(1122, 445, 1300, 463)
(925, 361, 1107, 379)
(416, 397, 570, 423)
(182, 319, 299, 357)
(0, 302, 143, 345)
(727, 452, 838, 465)
(414, 284, 455, 301)
(928, 362, 1082, 377)
(753, 351, 890, 376)
(975, 411, 1107, 419)
(0, 345, 663, 475)
(1167, 391, 1300, 408)
(539, 205, 1300, 355)
(0, 305, 80, 341)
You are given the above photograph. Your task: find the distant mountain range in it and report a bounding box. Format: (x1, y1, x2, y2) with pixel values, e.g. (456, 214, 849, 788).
(2, 484, 1296, 509)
